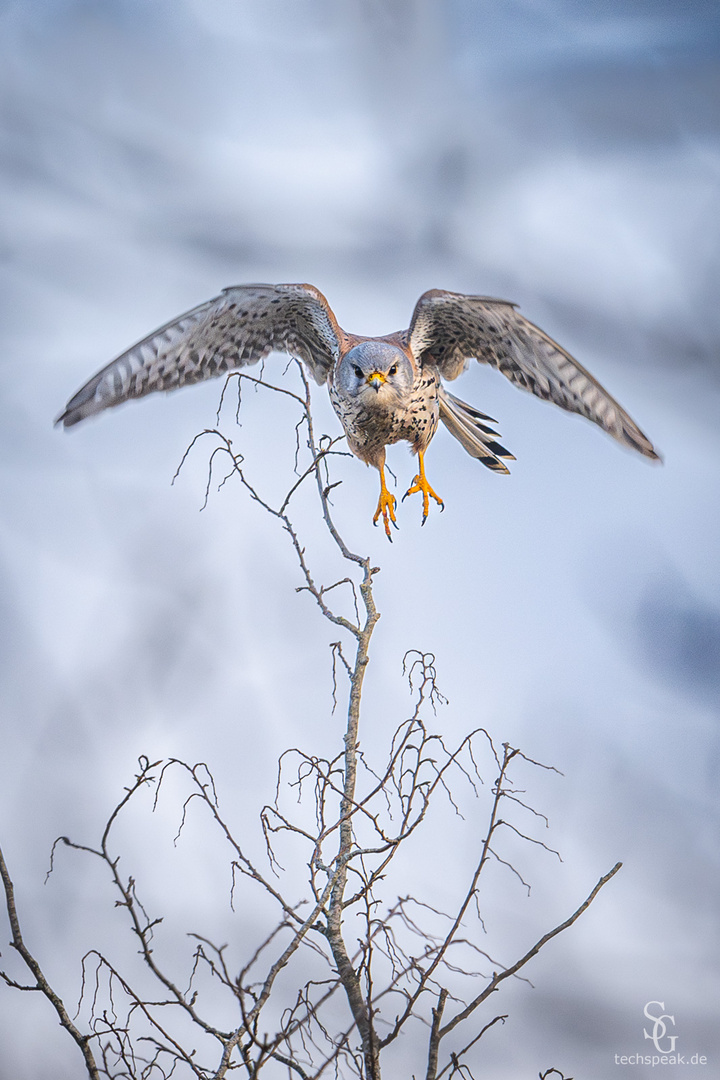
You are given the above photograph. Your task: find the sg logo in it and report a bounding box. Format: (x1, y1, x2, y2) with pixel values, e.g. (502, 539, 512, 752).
(643, 1002, 678, 1053)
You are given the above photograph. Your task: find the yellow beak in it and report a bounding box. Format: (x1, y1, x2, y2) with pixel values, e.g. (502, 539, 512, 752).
(367, 371, 386, 388)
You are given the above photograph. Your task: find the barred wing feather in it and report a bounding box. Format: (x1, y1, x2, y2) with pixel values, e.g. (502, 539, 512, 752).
(57, 283, 342, 427)
(408, 289, 660, 460)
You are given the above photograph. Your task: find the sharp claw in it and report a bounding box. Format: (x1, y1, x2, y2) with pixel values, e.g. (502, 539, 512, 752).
(373, 469, 400, 539)
(403, 467, 443, 527)
(374, 497, 397, 541)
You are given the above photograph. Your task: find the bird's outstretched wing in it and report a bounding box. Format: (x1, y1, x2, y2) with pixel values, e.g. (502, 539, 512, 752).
(406, 289, 660, 460)
(57, 283, 343, 427)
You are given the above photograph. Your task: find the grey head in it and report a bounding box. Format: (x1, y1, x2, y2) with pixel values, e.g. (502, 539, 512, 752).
(335, 341, 414, 406)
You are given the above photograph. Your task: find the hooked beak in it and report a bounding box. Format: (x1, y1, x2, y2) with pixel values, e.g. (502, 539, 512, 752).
(366, 371, 386, 390)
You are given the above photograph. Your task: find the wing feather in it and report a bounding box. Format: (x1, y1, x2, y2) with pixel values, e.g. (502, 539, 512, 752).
(407, 289, 660, 460)
(57, 283, 343, 427)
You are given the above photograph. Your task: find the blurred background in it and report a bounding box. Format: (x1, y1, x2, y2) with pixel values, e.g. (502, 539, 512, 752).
(1, 0, 719, 1076)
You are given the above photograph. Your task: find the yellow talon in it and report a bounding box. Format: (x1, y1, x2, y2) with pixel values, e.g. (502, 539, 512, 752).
(402, 450, 444, 524)
(373, 467, 398, 540)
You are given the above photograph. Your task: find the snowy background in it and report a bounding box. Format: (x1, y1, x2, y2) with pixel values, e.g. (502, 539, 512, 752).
(1, 1, 719, 1076)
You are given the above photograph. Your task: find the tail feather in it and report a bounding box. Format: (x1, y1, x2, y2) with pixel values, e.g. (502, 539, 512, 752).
(438, 386, 515, 474)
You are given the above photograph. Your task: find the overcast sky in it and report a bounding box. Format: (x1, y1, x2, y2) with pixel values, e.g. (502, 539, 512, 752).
(1, 2, 719, 1077)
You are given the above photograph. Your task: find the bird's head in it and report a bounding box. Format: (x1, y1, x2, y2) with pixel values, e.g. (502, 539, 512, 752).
(336, 341, 414, 405)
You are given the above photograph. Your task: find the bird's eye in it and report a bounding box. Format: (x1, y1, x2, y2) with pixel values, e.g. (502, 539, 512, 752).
(352, 365, 363, 379)
(388, 364, 398, 376)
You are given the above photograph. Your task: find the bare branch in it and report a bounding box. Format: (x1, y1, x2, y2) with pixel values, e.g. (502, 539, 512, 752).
(0, 844, 101, 1079)
(438, 862, 623, 1039)
(1, 362, 623, 1080)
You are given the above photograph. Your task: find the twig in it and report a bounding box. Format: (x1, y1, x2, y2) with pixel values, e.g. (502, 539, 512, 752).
(0, 844, 101, 1079)
(438, 862, 623, 1039)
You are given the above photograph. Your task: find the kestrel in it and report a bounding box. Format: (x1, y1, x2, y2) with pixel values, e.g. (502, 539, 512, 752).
(57, 283, 660, 536)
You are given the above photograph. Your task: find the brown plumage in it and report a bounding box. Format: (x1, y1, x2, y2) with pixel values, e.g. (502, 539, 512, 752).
(57, 283, 660, 536)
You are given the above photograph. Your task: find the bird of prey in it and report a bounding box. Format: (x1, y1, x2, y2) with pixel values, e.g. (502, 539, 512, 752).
(57, 283, 660, 536)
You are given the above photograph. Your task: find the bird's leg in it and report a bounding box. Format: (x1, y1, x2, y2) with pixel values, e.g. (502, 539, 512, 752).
(372, 465, 398, 540)
(403, 449, 444, 525)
